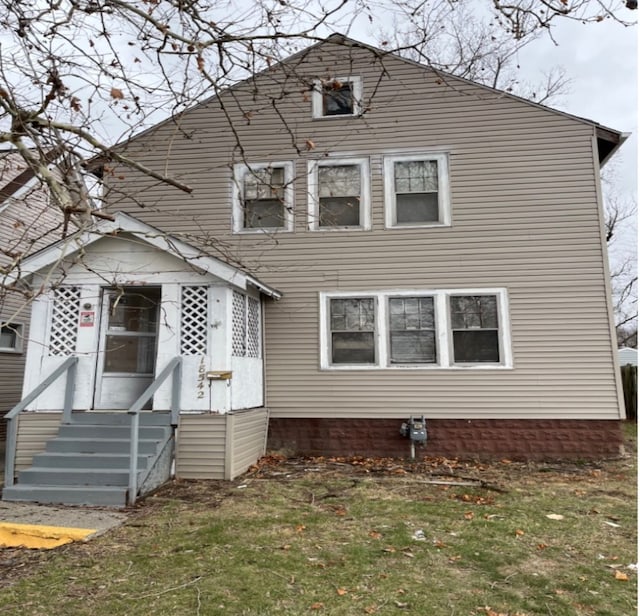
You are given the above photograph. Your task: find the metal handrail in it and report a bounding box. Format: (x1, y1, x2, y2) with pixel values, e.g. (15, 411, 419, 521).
(3, 357, 79, 488)
(127, 357, 182, 506)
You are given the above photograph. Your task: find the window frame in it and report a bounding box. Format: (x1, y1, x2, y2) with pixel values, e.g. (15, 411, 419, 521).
(232, 161, 294, 234)
(0, 322, 24, 354)
(319, 289, 511, 370)
(307, 157, 371, 231)
(383, 153, 451, 229)
(311, 76, 363, 119)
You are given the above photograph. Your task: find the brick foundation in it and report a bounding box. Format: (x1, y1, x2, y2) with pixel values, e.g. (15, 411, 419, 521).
(267, 418, 625, 461)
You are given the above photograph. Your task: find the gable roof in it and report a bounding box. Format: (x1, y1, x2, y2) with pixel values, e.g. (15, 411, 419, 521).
(107, 32, 626, 167)
(0, 148, 63, 205)
(6, 211, 282, 299)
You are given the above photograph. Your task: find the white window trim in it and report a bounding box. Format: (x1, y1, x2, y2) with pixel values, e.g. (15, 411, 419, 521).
(0, 322, 24, 354)
(232, 161, 294, 234)
(319, 288, 512, 370)
(383, 153, 451, 229)
(307, 157, 371, 231)
(311, 76, 363, 119)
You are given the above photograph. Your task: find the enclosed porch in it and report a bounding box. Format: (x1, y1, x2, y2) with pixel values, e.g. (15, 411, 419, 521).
(2, 213, 280, 506)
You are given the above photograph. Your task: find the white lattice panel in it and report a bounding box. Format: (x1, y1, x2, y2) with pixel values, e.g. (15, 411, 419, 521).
(181, 286, 209, 355)
(232, 291, 246, 357)
(49, 286, 81, 356)
(247, 297, 261, 358)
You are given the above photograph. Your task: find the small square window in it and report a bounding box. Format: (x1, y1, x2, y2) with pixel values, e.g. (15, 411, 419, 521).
(384, 154, 451, 228)
(312, 77, 362, 119)
(0, 322, 23, 353)
(232, 162, 294, 233)
(308, 158, 371, 231)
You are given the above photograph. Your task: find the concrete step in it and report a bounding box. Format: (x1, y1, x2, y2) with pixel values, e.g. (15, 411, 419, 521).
(31, 452, 151, 470)
(2, 484, 128, 507)
(69, 412, 172, 426)
(18, 467, 140, 487)
(58, 424, 171, 440)
(46, 437, 160, 455)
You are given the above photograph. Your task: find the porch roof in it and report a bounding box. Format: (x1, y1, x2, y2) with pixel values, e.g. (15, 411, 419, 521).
(7, 211, 282, 299)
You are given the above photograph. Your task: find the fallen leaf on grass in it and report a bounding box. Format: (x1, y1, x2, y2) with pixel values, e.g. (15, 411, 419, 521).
(394, 601, 409, 608)
(614, 570, 629, 581)
(364, 606, 378, 614)
(336, 587, 348, 596)
(295, 524, 306, 533)
(537, 543, 548, 551)
(369, 530, 382, 539)
(515, 529, 525, 537)
(310, 602, 324, 609)
(546, 514, 564, 520)
(464, 511, 475, 520)
(604, 521, 621, 528)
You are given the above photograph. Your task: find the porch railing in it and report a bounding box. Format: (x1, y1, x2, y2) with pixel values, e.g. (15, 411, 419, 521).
(127, 357, 182, 506)
(3, 357, 78, 488)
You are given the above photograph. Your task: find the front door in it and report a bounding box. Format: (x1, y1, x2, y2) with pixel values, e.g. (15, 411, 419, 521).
(94, 287, 161, 410)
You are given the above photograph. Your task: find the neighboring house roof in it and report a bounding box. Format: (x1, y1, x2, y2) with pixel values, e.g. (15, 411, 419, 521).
(0, 148, 62, 206)
(618, 347, 638, 366)
(7, 211, 282, 299)
(104, 32, 626, 167)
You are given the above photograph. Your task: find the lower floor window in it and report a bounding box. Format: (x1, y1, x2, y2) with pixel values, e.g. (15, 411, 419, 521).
(0, 322, 23, 353)
(321, 289, 511, 369)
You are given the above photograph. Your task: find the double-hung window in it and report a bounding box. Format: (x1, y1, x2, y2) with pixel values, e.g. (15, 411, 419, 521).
(308, 158, 370, 230)
(388, 297, 437, 364)
(233, 162, 294, 233)
(329, 297, 376, 364)
(384, 153, 450, 228)
(312, 77, 362, 118)
(449, 295, 500, 363)
(320, 289, 510, 369)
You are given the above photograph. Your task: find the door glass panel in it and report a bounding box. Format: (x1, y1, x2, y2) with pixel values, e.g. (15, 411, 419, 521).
(104, 335, 156, 373)
(108, 290, 160, 333)
(103, 288, 160, 374)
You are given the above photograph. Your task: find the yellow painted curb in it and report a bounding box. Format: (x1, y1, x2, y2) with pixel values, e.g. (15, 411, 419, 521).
(0, 522, 97, 549)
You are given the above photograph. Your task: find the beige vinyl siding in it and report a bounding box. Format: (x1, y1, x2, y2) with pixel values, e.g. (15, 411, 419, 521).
(14, 411, 62, 471)
(106, 41, 622, 421)
(176, 414, 226, 479)
(1, 154, 62, 420)
(225, 408, 269, 480)
(176, 408, 268, 479)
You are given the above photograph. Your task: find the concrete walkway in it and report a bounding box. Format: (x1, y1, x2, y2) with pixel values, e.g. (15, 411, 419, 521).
(0, 442, 128, 549)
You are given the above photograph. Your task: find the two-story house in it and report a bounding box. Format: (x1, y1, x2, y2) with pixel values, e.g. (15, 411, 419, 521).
(0, 149, 65, 445)
(2, 34, 627, 506)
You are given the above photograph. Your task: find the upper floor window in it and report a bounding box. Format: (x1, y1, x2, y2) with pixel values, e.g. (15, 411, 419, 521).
(232, 162, 294, 233)
(384, 153, 450, 228)
(312, 77, 362, 118)
(307, 158, 371, 231)
(0, 322, 23, 353)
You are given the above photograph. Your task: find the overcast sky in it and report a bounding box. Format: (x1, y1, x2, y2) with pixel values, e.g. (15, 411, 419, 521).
(518, 17, 637, 200)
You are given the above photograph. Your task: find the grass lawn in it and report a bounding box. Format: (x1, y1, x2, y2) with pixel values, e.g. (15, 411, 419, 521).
(1, 424, 636, 616)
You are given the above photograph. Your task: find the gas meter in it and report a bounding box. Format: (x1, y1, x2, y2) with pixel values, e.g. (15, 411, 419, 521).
(400, 416, 427, 444)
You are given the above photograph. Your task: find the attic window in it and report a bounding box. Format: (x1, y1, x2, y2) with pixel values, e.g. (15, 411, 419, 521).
(312, 77, 362, 119)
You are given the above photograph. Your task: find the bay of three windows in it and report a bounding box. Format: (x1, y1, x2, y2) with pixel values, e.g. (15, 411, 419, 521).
(321, 290, 511, 369)
(232, 153, 450, 233)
